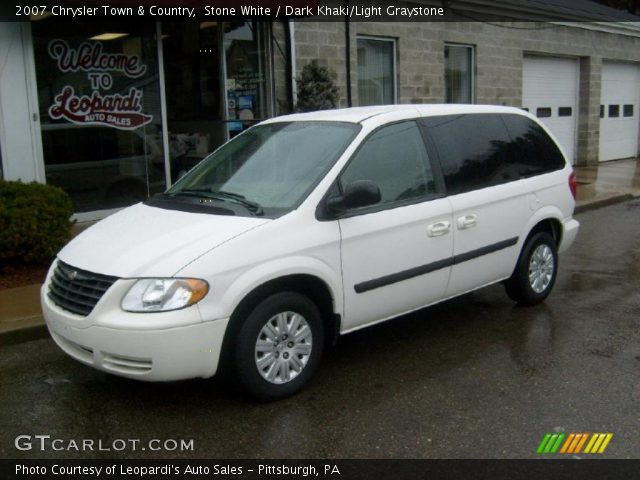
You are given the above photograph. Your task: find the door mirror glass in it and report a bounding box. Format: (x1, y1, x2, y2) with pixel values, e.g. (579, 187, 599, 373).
(328, 180, 381, 214)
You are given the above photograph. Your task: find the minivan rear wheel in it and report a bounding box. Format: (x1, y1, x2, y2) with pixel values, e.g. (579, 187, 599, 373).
(504, 232, 558, 305)
(233, 292, 324, 401)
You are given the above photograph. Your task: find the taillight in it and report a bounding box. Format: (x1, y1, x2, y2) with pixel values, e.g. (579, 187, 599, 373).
(568, 171, 577, 199)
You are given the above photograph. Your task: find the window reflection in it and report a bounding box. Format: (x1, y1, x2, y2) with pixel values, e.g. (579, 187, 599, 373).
(445, 45, 474, 104)
(357, 37, 396, 106)
(341, 122, 435, 203)
(32, 20, 165, 213)
(422, 113, 564, 195)
(423, 114, 515, 194)
(163, 21, 268, 183)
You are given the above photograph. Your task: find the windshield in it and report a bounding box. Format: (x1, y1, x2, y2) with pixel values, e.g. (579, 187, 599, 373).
(166, 121, 360, 216)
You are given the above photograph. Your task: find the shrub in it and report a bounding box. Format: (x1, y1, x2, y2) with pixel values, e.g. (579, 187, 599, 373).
(0, 179, 74, 264)
(295, 60, 340, 112)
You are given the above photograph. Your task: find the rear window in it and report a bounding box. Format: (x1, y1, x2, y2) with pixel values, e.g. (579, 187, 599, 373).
(420, 114, 518, 195)
(500, 114, 565, 177)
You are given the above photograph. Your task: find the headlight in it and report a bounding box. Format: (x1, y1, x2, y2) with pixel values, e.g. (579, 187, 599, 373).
(121, 278, 209, 312)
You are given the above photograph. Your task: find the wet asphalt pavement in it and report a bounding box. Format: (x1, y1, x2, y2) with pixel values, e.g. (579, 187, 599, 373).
(1, 200, 639, 460)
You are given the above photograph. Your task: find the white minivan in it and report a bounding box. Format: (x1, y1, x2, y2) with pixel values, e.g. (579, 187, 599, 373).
(42, 105, 579, 400)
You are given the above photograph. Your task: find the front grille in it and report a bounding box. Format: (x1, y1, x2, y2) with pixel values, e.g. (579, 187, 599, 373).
(47, 261, 118, 316)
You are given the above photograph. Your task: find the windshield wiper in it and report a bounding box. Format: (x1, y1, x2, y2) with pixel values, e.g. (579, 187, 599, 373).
(207, 190, 264, 216)
(169, 189, 263, 216)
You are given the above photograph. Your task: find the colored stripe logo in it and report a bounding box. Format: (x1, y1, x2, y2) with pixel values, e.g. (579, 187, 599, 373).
(537, 433, 613, 454)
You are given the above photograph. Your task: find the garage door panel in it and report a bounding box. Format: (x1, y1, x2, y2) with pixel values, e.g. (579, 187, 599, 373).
(523, 56, 578, 164)
(599, 62, 640, 162)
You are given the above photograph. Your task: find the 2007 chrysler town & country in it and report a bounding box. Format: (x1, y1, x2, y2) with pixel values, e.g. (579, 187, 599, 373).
(42, 105, 579, 400)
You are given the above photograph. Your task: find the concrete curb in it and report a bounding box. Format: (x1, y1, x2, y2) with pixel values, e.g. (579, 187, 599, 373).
(0, 323, 48, 347)
(0, 193, 637, 347)
(575, 193, 635, 214)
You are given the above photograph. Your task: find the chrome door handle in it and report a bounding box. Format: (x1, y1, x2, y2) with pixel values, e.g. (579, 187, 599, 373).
(427, 221, 451, 237)
(457, 214, 477, 230)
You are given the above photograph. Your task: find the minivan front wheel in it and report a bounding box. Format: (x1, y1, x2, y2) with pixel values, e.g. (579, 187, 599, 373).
(504, 232, 558, 305)
(233, 292, 324, 401)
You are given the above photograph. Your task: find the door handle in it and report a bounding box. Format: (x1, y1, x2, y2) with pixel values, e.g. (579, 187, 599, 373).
(457, 214, 477, 230)
(427, 221, 451, 237)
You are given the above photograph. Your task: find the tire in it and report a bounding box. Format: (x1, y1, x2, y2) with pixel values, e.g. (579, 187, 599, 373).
(233, 292, 324, 401)
(504, 232, 558, 306)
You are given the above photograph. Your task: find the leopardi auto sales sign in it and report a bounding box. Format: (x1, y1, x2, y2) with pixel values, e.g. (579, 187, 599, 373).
(47, 39, 153, 130)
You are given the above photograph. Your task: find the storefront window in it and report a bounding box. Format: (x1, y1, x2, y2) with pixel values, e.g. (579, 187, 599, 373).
(163, 21, 268, 183)
(32, 20, 165, 213)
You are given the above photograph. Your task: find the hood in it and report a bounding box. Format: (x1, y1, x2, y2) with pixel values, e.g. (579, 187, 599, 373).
(58, 203, 269, 277)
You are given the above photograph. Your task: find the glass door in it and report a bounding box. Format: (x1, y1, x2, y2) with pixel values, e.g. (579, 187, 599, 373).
(162, 21, 225, 182)
(223, 21, 268, 140)
(162, 21, 269, 183)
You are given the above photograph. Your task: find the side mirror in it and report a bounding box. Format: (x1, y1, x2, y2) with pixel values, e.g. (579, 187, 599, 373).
(327, 180, 382, 215)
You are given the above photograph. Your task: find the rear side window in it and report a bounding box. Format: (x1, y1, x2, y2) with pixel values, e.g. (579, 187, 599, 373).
(500, 114, 565, 177)
(420, 114, 518, 195)
(340, 121, 436, 204)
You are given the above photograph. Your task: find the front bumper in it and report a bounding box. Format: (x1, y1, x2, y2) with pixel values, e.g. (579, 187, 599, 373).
(41, 284, 229, 382)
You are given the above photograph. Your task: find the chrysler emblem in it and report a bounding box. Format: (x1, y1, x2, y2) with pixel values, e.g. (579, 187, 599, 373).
(67, 270, 78, 281)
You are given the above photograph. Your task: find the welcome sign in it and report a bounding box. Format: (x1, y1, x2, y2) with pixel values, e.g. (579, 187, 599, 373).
(47, 39, 153, 130)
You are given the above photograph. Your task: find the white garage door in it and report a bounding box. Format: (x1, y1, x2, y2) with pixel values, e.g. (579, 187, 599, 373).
(599, 62, 640, 162)
(523, 56, 578, 164)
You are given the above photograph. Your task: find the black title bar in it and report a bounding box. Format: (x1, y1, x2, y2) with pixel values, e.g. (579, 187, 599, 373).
(3, 0, 640, 22)
(3, 459, 640, 480)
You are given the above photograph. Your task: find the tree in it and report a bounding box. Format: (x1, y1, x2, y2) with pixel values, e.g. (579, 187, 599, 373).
(295, 60, 340, 112)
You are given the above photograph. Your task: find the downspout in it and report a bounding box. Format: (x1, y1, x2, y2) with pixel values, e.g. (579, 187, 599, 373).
(283, 20, 294, 112)
(344, 0, 352, 107)
(288, 20, 297, 109)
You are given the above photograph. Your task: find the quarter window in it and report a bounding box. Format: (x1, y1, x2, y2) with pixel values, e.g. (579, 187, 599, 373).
(340, 122, 435, 205)
(445, 44, 474, 104)
(421, 114, 517, 195)
(501, 114, 565, 177)
(357, 37, 396, 106)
